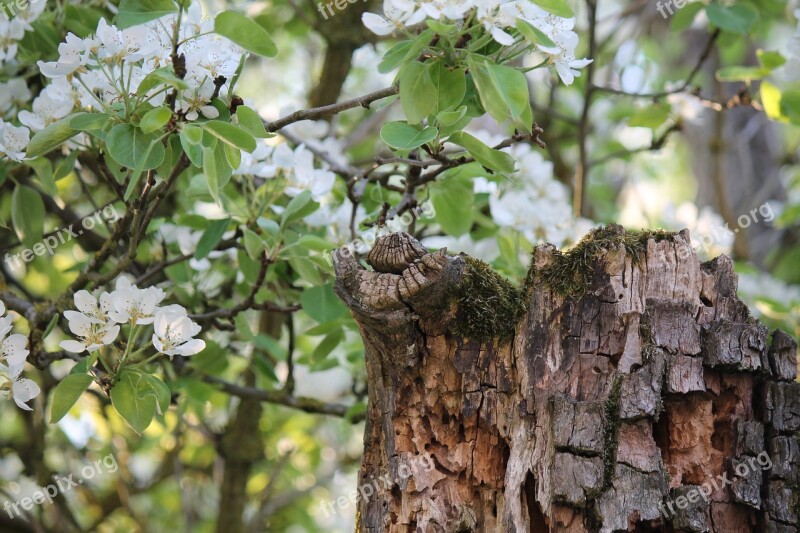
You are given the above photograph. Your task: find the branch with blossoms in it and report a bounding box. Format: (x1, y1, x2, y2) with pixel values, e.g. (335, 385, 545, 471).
(0, 0, 594, 434)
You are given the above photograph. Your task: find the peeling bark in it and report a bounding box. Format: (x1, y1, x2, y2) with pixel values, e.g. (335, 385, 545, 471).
(333, 229, 800, 532)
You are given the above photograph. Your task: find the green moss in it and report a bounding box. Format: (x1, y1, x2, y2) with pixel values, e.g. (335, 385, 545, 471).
(451, 256, 527, 342)
(602, 375, 623, 489)
(527, 225, 677, 298)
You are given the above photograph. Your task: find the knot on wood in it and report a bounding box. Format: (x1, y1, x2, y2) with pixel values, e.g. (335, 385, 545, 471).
(333, 234, 448, 312)
(367, 232, 429, 274)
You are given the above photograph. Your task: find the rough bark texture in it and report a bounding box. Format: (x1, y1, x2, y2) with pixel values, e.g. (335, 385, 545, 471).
(333, 228, 799, 532)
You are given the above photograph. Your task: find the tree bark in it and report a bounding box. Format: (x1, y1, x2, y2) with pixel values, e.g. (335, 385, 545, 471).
(333, 228, 799, 532)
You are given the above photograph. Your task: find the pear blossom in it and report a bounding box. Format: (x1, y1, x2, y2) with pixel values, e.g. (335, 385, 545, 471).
(37, 33, 95, 78)
(0, 301, 28, 367)
(2, 364, 40, 411)
(152, 311, 205, 358)
(362, 0, 592, 85)
(60, 311, 120, 353)
(283, 145, 336, 200)
(107, 278, 166, 325)
(177, 81, 220, 121)
(0, 79, 32, 116)
(18, 80, 75, 132)
(0, 120, 30, 162)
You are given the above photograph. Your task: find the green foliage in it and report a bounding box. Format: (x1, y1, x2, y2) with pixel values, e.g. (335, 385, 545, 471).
(117, 0, 178, 28)
(11, 185, 45, 248)
(49, 373, 94, 423)
(380, 122, 438, 150)
(214, 10, 277, 57)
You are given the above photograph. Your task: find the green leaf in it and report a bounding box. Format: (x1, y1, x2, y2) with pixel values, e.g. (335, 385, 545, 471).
(379, 40, 414, 73)
(242, 227, 265, 260)
(214, 10, 277, 57)
(427, 61, 466, 114)
(106, 124, 165, 170)
(70, 113, 112, 132)
(437, 106, 471, 139)
(200, 142, 233, 204)
(761, 80, 784, 122)
(378, 30, 433, 74)
(141, 375, 171, 415)
(200, 120, 256, 153)
(138, 67, 189, 94)
(670, 2, 704, 32)
(281, 190, 319, 227)
(11, 185, 45, 249)
(54, 151, 80, 181)
(194, 218, 230, 260)
(467, 56, 532, 132)
(312, 329, 344, 362)
(289, 256, 323, 286)
(380, 122, 438, 151)
(49, 374, 94, 423)
(429, 176, 474, 236)
(531, 0, 574, 18)
(117, 0, 178, 29)
(236, 106, 271, 138)
(300, 284, 347, 323)
(26, 115, 81, 158)
(27, 158, 57, 196)
(516, 19, 557, 49)
(757, 50, 786, 71)
(628, 105, 671, 129)
(399, 61, 437, 125)
(110, 371, 157, 435)
(706, 3, 758, 34)
(180, 128, 204, 167)
(254, 334, 288, 360)
(140, 106, 172, 134)
(716, 66, 769, 83)
(780, 89, 800, 125)
(447, 131, 515, 174)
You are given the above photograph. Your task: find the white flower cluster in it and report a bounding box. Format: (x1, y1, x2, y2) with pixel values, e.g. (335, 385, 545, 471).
(0, 1, 45, 162)
(0, 300, 40, 411)
(235, 142, 336, 201)
(10, 1, 242, 157)
(488, 141, 593, 247)
(60, 278, 205, 358)
(363, 0, 591, 85)
(0, 1, 45, 64)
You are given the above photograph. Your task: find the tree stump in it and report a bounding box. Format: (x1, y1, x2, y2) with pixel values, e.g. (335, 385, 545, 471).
(333, 227, 799, 532)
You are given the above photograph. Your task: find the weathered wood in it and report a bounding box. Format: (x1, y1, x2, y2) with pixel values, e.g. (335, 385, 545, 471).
(333, 228, 800, 532)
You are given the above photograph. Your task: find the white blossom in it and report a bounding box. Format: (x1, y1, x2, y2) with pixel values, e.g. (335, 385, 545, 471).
(3, 364, 40, 411)
(361, 0, 592, 84)
(107, 278, 166, 325)
(0, 301, 28, 367)
(60, 310, 120, 353)
(152, 311, 205, 358)
(0, 120, 30, 162)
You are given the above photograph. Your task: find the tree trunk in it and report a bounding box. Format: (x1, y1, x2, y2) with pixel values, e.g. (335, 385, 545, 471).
(333, 228, 799, 532)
